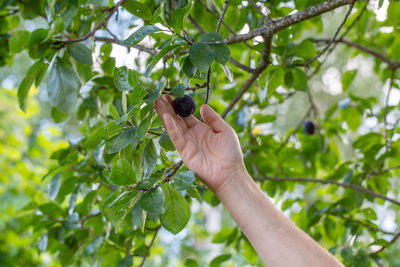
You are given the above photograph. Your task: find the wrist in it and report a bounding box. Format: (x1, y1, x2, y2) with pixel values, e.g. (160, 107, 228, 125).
(213, 164, 254, 199)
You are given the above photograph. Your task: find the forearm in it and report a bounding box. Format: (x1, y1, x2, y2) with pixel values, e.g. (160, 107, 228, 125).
(215, 169, 344, 267)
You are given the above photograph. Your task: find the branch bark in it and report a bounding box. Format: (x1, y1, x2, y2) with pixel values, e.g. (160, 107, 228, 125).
(221, 35, 272, 118)
(213, 0, 355, 45)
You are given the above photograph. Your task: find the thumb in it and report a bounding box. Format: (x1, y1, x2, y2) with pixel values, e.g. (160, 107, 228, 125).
(200, 104, 231, 133)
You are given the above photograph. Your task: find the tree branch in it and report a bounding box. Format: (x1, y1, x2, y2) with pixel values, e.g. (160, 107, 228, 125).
(228, 57, 255, 73)
(373, 231, 400, 254)
(384, 69, 396, 150)
(138, 226, 161, 267)
(221, 35, 272, 118)
(213, 0, 355, 45)
(187, 15, 255, 73)
(301, 1, 354, 67)
(216, 0, 229, 33)
(254, 176, 400, 206)
(275, 106, 312, 153)
(94, 37, 157, 54)
(197, 0, 251, 48)
(58, 0, 128, 45)
(313, 38, 400, 69)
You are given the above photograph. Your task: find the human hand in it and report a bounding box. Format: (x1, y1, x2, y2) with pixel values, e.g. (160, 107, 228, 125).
(154, 95, 247, 194)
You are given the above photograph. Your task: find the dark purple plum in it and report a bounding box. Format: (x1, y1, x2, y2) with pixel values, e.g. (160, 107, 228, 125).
(172, 95, 196, 118)
(303, 120, 316, 135)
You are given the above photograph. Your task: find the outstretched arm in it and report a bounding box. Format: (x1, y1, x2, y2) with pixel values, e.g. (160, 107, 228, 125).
(154, 95, 343, 267)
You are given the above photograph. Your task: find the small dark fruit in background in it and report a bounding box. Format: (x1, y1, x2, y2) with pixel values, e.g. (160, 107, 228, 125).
(172, 95, 196, 118)
(303, 120, 316, 135)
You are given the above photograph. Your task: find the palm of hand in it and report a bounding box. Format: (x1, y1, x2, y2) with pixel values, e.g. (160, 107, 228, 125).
(154, 95, 244, 192)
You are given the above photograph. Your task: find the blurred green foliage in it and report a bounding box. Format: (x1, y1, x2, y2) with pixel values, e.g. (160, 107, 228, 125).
(0, 0, 400, 266)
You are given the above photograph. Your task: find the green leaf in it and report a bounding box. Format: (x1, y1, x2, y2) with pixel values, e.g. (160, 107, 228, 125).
(167, 1, 193, 33)
(189, 43, 215, 73)
(137, 113, 153, 141)
(143, 77, 165, 102)
(342, 70, 357, 91)
(123, 0, 152, 21)
(47, 58, 81, 113)
(171, 83, 185, 97)
(105, 128, 137, 154)
(100, 251, 121, 267)
(122, 25, 160, 46)
(242, 238, 257, 264)
(294, 40, 317, 60)
(268, 67, 285, 93)
(210, 254, 231, 267)
(186, 188, 201, 201)
(212, 227, 235, 243)
(48, 173, 62, 201)
(118, 255, 133, 267)
(199, 32, 230, 64)
(141, 139, 158, 179)
(51, 107, 69, 123)
(171, 171, 196, 191)
(110, 159, 136, 185)
(9, 30, 30, 54)
(84, 237, 103, 256)
(114, 66, 134, 91)
(184, 258, 199, 267)
(182, 56, 195, 77)
(67, 43, 92, 65)
(145, 44, 183, 76)
(159, 185, 190, 234)
(135, 168, 165, 190)
(109, 104, 120, 120)
(18, 60, 48, 112)
(104, 190, 129, 208)
(159, 131, 175, 151)
(140, 187, 165, 214)
(38, 202, 63, 217)
(292, 67, 308, 91)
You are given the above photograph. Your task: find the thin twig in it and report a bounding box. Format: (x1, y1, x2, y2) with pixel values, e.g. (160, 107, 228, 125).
(275, 106, 312, 153)
(197, 0, 252, 48)
(367, 164, 400, 178)
(138, 226, 161, 267)
(58, 0, 128, 45)
(221, 35, 272, 118)
(80, 212, 101, 225)
(373, 231, 400, 254)
(0, 9, 18, 18)
(327, 213, 396, 235)
(313, 39, 400, 70)
(95, 37, 157, 54)
(384, 69, 396, 150)
(204, 67, 212, 105)
(216, 0, 230, 33)
(254, 176, 400, 206)
(165, 160, 184, 180)
(188, 15, 205, 34)
(187, 15, 255, 73)
(301, 1, 355, 67)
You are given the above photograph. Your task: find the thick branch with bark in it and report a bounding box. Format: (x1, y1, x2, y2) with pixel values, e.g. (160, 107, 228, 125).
(212, 0, 355, 45)
(221, 35, 272, 118)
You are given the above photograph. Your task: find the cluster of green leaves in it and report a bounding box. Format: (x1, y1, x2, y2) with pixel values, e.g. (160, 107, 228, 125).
(1, 0, 400, 266)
